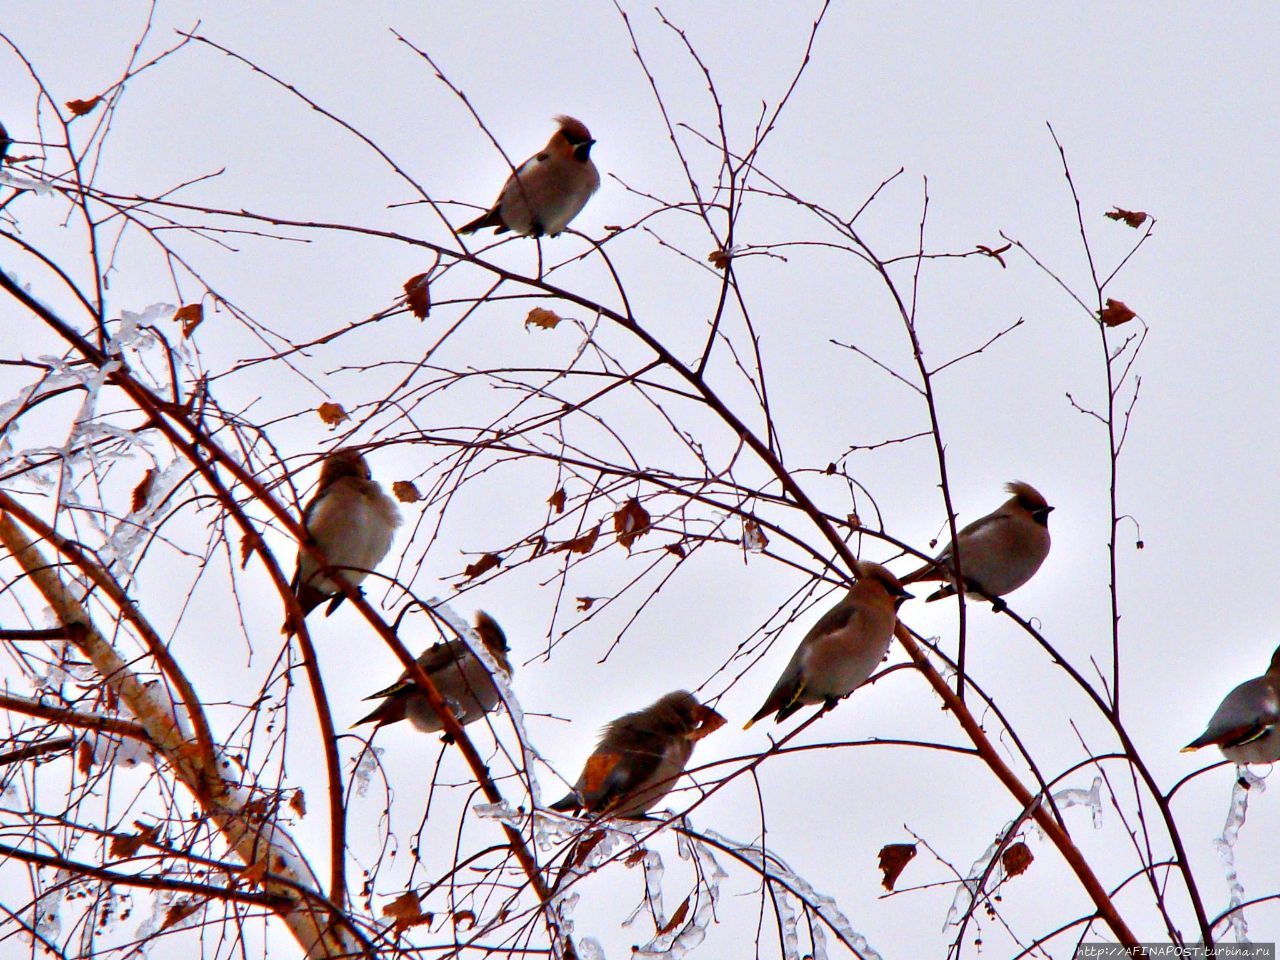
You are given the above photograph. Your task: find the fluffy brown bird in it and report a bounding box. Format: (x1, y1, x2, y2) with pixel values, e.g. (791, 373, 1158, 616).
(549, 691, 725, 819)
(459, 116, 599, 238)
(902, 481, 1053, 609)
(354, 612, 512, 734)
(283, 448, 400, 635)
(744, 561, 912, 728)
(1183, 646, 1280, 764)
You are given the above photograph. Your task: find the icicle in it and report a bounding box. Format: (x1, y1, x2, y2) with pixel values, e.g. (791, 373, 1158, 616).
(472, 799, 522, 825)
(1212, 766, 1265, 944)
(623, 848, 666, 929)
(353, 747, 383, 797)
(33, 868, 69, 941)
(576, 938, 606, 960)
(1050, 775, 1104, 830)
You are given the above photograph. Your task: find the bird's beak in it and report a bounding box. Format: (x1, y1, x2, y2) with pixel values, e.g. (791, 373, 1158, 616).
(686, 705, 727, 741)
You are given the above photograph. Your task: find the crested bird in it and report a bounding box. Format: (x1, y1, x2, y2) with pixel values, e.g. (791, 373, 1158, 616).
(549, 690, 725, 819)
(745, 561, 912, 728)
(459, 116, 599, 238)
(902, 481, 1053, 609)
(354, 611, 513, 734)
(282, 448, 400, 635)
(1183, 646, 1280, 764)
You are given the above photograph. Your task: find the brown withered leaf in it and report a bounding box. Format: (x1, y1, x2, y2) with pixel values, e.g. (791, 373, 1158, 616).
(160, 900, 201, 932)
(77, 740, 93, 775)
(878, 842, 917, 891)
(131, 468, 156, 513)
(316, 402, 349, 426)
(462, 552, 502, 579)
(707, 248, 732, 270)
(743, 518, 769, 552)
(658, 896, 691, 936)
(665, 542, 686, 559)
(553, 829, 607, 891)
(547, 486, 566, 513)
(240, 859, 269, 889)
(847, 513, 862, 530)
(1002, 841, 1033, 878)
(624, 847, 649, 867)
(975, 242, 1012, 268)
(289, 789, 306, 818)
(576, 597, 595, 612)
(453, 910, 476, 930)
(403, 272, 431, 319)
(553, 524, 600, 555)
(66, 97, 101, 117)
(614, 498, 651, 549)
(1099, 298, 1137, 327)
(111, 824, 158, 859)
(525, 307, 562, 330)
(383, 891, 432, 933)
(173, 303, 203, 337)
(392, 480, 422, 503)
(1105, 207, 1149, 228)
(239, 531, 260, 569)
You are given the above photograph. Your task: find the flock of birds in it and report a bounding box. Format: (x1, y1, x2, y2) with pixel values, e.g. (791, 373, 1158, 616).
(260, 117, 1280, 817)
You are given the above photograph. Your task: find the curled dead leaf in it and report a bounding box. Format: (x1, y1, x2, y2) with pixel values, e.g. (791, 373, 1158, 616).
(173, 303, 203, 337)
(403, 272, 431, 319)
(66, 97, 101, 117)
(453, 909, 476, 930)
(160, 900, 202, 932)
(624, 848, 649, 867)
(665, 541, 686, 559)
(743, 518, 769, 552)
(462, 552, 502, 580)
(1105, 207, 1149, 228)
(289, 789, 306, 818)
(878, 842, 917, 891)
(707, 248, 732, 270)
(553, 524, 600, 555)
(576, 597, 595, 612)
(658, 895, 691, 935)
(1099, 298, 1137, 327)
(525, 307, 562, 330)
(1002, 841, 1033, 878)
(110, 824, 158, 859)
(316, 402, 349, 426)
(77, 739, 93, 775)
(131, 468, 156, 513)
(548, 486, 566, 514)
(614, 498, 651, 549)
(239, 531, 260, 569)
(392, 480, 422, 503)
(383, 890, 432, 933)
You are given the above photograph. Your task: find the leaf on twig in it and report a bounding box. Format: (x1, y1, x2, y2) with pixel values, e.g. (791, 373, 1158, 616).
(453, 909, 476, 930)
(846, 512, 862, 530)
(1002, 841, 1033, 878)
(239, 531, 260, 569)
(707, 248, 732, 270)
(173, 303, 203, 337)
(658, 895, 691, 935)
(877, 842, 917, 890)
(975, 243, 1012, 268)
(383, 891, 433, 933)
(553, 524, 600, 555)
(665, 541, 686, 559)
(547, 486, 566, 514)
(1099, 298, 1136, 327)
(392, 480, 421, 503)
(131, 468, 156, 513)
(624, 847, 649, 867)
(462, 552, 502, 580)
(1105, 207, 1149, 228)
(77, 740, 93, 774)
(160, 900, 202, 931)
(614, 498, 650, 549)
(576, 597, 595, 612)
(403, 273, 431, 319)
(742, 518, 768, 553)
(240, 859, 269, 889)
(525, 307, 562, 330)
(66, 97, 101, 117)
(111, 824, 158, 859)
(289, 789, 306, 818)
(316, 402, 349, 426)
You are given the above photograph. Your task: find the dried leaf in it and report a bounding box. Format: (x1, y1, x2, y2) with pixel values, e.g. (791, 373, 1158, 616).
(289, 789, 306, 818)
(392, 480, 421, 503)
(547, 486, 566, 514)
(553, 524, 600, 555)
(453, 909, 476, 930)
(111, 825, 158, 859)
(707, 248, 732, 270)
(131, 468, 156, 513)
(403, 272, 431, 319)
(1002, 841, 1033, 878)
(614, 499, 651, 549)
(316, 402, 349, 426)
(525, 307, 562, 330)
(743, 518, 769, 553)
(846, 513, 862, 530)
(462, 552, 502, 579)
(624, 847, 649, 867)
(1105, 207, 1149, 228)
(878, 842, 917, 890)
(1099, 298, 1137, 327)
(239, 532, 259, 569)
(975, 242, 1012, 268)
(576, 597, 595, 612)
(160, 900, 201, 931)
(658, 895, 691, 935)
(77, 740, 93, 775)
(173, 303, 203, 337)
(665, 542, 686, 559)
(240, 859, 269, 889)
(383, 890, 432, 933)
(66, 96, 101, 117)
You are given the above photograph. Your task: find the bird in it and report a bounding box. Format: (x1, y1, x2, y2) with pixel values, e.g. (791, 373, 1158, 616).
(354, 611, 513, 734)
(901, 481, 1053, 610)
(744, 561, 912, 729)
(282, 448, 400, 635)
(1182, 646, 1280, 764)
(459, 116, 599, 238)
(549, 690, 725, 819)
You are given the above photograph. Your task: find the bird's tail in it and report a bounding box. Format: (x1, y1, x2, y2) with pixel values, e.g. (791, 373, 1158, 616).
(548, 793, 581, 813)
(459, 208, 504, 235)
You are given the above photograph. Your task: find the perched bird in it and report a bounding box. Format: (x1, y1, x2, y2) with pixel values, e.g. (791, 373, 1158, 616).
(902, 481, 1053, 609)
(549, 691, 725, 819)
(354, 612, 513, 734)
(459, 116, 599, 238)
(745, 561, 912, 729)
(1182, 647, 1280, 764)
(282, 448, 400, 635)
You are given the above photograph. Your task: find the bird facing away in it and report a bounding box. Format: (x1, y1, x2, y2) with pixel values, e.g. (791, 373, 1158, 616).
(745, 561, 912, 729)
(1182, 646, 1280, 764)
(354, 612, 513, 734)
(549, 690, 726, 819)
(459, 116, 600, 238)
(282, 448, 400, 635)
(901, 481, 1053, 609)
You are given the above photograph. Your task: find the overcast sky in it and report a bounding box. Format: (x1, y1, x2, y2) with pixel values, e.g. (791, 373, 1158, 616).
(2, 4, 1279, 958)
